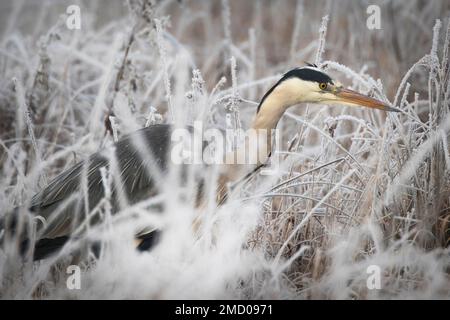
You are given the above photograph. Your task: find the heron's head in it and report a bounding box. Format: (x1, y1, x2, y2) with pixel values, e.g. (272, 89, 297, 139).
(256, 66, 399, 120)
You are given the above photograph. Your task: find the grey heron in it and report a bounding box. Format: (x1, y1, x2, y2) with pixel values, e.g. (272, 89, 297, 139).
(1, 66, 398, 260)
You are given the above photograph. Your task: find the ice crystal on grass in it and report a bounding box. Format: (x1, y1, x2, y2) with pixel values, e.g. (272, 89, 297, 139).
(0, 0, 449, 300)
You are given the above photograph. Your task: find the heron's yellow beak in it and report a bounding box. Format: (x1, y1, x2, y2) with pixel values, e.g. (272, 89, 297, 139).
(334, 88, 399, 112)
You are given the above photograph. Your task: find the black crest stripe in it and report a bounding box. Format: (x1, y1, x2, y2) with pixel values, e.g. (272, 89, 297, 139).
(257, 68, 333, 113)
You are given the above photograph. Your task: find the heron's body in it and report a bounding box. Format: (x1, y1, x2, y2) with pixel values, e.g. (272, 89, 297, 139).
(9, 125, 171, 259)
(31, 124, 171, 234)
(1, 66, 397, 260)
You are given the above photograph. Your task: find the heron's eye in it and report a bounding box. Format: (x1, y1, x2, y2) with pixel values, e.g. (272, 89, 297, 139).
(319, 82, 328, 90)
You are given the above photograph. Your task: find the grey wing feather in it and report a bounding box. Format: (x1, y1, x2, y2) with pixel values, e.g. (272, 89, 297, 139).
(29, 124, 172, 239)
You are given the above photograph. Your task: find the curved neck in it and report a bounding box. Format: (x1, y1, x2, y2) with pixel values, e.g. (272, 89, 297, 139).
(251, 78, 302, 131)
(217, 80, 302, 202)
(251, 93, 288, 131)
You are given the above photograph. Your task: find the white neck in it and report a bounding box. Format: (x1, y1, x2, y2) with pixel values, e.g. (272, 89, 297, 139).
(217, 77, 319, 202)
(251, 77, 306, 131)
(220, 78, 305, 182)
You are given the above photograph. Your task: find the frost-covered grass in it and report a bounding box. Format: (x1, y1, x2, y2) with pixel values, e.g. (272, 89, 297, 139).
(0, 0, 449, 299)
